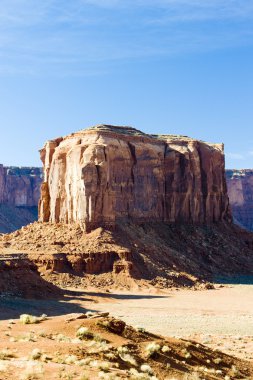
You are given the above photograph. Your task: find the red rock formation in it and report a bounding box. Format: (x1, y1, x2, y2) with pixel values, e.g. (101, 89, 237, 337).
(0, 165, 42, 207)
(39, 125, 230, 231)
(0, 165, 43, 232)
(226, 170, 253, 231)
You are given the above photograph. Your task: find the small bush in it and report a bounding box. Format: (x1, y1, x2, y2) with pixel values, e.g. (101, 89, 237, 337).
(76, 327, 94, 340)
(20, 314, 47, 325)
(119, 353, 137, 366)
(140, 364, 153, 374)
(30, 349, 42, 360)
(145, 342, 160, 358)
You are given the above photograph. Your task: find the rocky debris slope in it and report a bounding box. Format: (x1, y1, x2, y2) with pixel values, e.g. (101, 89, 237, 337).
(39, 125, 231, 231)
(0, 252, 62, 298)
(1, 220, 253, 290)
(226, 169, 253, 231)
(0, 165, 43, 232)
(0, 311, 252, 379)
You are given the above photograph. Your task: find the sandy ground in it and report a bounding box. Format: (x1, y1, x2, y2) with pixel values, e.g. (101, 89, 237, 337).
(1, 286, 253, 380)
(92, 284, 253, 362)
(1, 284, 253, 365)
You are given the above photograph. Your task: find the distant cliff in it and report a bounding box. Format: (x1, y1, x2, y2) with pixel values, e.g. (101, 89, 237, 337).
(0, 165, 43, 232)
(39, 125, 231, 231)
(226, 169, 253, 231)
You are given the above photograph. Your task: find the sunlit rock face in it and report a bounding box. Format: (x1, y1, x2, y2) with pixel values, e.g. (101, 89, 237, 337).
(39, 125, 230, 231)
(226, 169, 253, 231)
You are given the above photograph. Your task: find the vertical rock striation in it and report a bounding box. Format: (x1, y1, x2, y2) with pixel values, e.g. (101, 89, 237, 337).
(226, 169, 253, 231)
(39, 125, 230, 231)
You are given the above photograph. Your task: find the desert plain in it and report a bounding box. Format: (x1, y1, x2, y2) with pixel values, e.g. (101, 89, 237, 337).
(1, 282, 253, 380)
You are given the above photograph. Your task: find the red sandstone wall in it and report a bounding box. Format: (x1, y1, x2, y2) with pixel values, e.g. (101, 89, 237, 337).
(39, 125, 231, 230)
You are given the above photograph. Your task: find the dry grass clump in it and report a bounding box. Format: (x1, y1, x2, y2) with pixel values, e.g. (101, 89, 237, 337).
(117, 345, 137, 366)
(161, 345, 171, 353)
(0, 348, 16, 360)
(64, 354, 78, 365)
(129, 368, 158, 380)
(11, 331, 38, 343)
(76, 326, 105, 348)
(20, 314, 47, 325)
(19, 362, 44, 380)
(145, 342, 161, 358)
(56, 333, 72, 342)
(76, 326, 94, 340)
(119, 352, 137, 366)
(30, 348, 42, 360)
(181, 348, 192, 360)
(140, 364, 153, 374)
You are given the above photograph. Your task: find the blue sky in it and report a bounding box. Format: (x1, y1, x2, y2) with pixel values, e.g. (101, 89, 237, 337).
(0, 0, 253, 168)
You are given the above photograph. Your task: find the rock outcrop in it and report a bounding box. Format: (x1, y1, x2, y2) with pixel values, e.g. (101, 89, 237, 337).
(226, 169, 253, 231)
(0, 165, 43, 232)
(39, 125, 230, 231)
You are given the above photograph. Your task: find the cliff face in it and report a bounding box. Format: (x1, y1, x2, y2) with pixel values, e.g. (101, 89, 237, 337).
(0, 165, 43, 233)
(226, 170, 253, 231)
(39, 125, 230, 230)
(0, 165, 42, 207)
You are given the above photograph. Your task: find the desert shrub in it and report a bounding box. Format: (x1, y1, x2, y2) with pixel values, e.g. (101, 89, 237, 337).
(30, 349, 42, 360)
(20, 314, 47, 325)
(145, 342, 160, 358)
(140, 364, 153, 374)
(118, 352, 137, 366)
(76, 327, 94, 340)
(161, 345, 171, 353)
(0, 349, 16, 360)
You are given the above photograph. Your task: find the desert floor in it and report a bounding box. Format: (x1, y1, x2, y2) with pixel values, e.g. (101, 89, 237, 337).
(93, 284, 253, 361)
(1, 283, 253, 363)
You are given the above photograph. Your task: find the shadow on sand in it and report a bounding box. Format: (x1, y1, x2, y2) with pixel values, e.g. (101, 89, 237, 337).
(214, 275, 253, 285)
(84, 292, 168, 300)
(0, 289, 169, 321)
(0, 290, 99, 321)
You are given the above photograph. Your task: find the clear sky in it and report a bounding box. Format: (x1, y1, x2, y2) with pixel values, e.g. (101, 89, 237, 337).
(0, 0, 253, 168)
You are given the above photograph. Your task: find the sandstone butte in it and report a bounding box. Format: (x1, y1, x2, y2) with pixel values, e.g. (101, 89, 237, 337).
(1, 125, 253, 294)
(39, 124, 231, 231)
(226, 169, 253, 232)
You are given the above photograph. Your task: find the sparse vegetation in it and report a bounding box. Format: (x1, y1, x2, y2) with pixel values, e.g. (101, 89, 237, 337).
(145, 342, 161, 358)
(0, 309, 251, 379)
(20, 314, 47, 325)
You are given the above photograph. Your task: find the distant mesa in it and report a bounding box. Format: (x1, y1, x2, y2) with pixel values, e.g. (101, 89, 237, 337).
(0, 165, 43, 233)
(226, 169, 253, 232)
